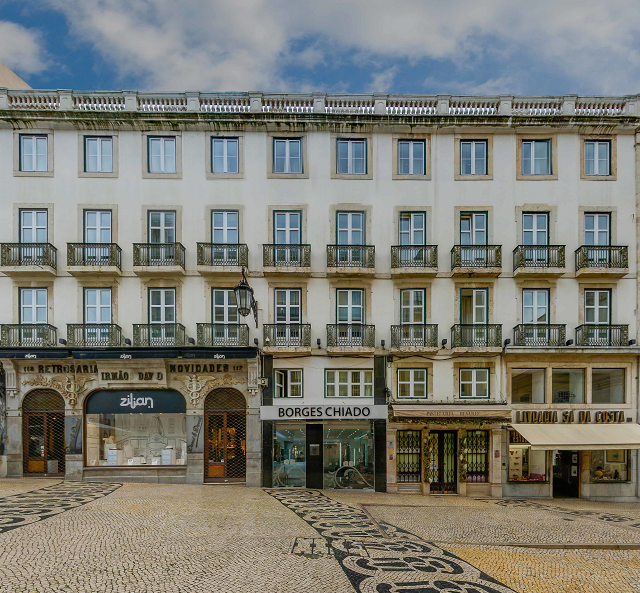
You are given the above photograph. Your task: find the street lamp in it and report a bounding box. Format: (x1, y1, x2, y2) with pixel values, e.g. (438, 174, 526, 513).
(233, 267, 258, 328)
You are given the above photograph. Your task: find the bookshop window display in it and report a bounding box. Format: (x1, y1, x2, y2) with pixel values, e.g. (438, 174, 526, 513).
(85, 390, 187, 467)
(590, 450, 630, 483)
(508, 430, 547, 482)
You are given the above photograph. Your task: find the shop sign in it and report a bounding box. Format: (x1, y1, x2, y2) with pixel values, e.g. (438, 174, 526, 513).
(168, 363, 244, 373)
(514, 410, 627, 424)
(86, 389, 186, 414)
(260, 404, 388, 420)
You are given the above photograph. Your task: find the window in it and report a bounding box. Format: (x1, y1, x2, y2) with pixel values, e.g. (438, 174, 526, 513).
(274, 212, 301, 245)
(85, 210, 112, 243)
(149, 211, 176, 244)
(399, 213, 425, 245)
(509, 431, 547, 482)
(511, 369, 546, 404)
(398, 140, 425, 175)
(590, 450, 629, 483)
(274, 369, 303, 398)
(275, 289, 301, 323)
(20, 135, 48, 172)
(460, 288, 487, 324)
(337, 139, 366, 175)
(522, 213, 548, 246)
(465, 430, 489, 483)
(212, 138, 238, 174)
(459, 368, 489, 398)
(20, 288, 47, 324)
(522, 140, 551, 175)
(337, 212, 364, 245)
(585, 141, 610, 176)
(325, 370, 373, 397)
(148, 137, 176, 173)
(20, 210, 47, 243)
(149, 288, 176, 324)
(460, 212, 487, 245)
(273, 138, 302, 174)
(523, 289, 548, 324)
(400, 289, 424, 325)
(397, 369, 427, 398)
(85, 137, 113, 173)
(592, 369, 625, 404)
(212, 211, 238, 244)
(84, 288, 112, 324)
(552, 369, 584, 404)
(460, 141, 487, 175)
(337, 289, 363, 324)
(585, 289, 610, 324)
(584, 213, 610, 246)
(212, 289, 238, 324)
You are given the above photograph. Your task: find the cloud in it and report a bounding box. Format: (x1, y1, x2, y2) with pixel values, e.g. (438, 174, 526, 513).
(0, 20, 47, 75)
(366, 67, 398, 93)
(41, 0, 640, 93)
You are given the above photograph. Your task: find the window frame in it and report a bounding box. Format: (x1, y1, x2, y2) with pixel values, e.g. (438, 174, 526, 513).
(211, 210, 239, 245)
(584, 212, 611, 246)
(516, 136, 557, 180)
(397, 368, 428, 399)
(212, 288, 239, 325)
(273, 211, 302, 245)
(211, 137, 239, 175)
(522, 288, 549, 325)
(84, 210, 112, 244)
(84, 136, 114, 174)
(331, 134, 372, 180)
(325, 369, 374, 398)
(14, 131, 54, 177)
(19, 209, 48, 244)
(272, 138, 303, 174)
(274, 369, 303, 398)
(275, 288, 302, 324)
(398, 212, 426, 246)
(591, 368, 626, 405)
(397, 139, 426, 176)
(336, 211, 365, 245)
(78, 132, 118, 178)
(584, 288, 611, 325)
(459, 368, 490, 399)
(19, 134, 48, 172)
(83, 287, 113, 324)
(460, 212, 487, 246)
(459, 288, 488, 325)
(459, 140, 488, 176)
(142, 132, 182, 179)
(392, 135, 430, 180)
(148, 210, 176, 244)
(522, 212, 549, 246)
(148, 287, 177, 325)
(454, 136, 493, 181)
(400, 288, 425, 325)
(581, 136, 616, 181)
(147, 136, 177, 174)
(336, 288, 365, 324)
(19, 287, 48, 324)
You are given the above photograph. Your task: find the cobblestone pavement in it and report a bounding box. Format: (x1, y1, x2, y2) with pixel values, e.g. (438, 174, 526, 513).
(0, 481, 639, 592)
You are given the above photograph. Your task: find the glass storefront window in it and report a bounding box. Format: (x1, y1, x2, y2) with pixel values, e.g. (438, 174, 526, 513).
(552, 369, 584, 403)
(508, 431, 547, 482)
(273, 424, 306, 487)
(590, 450, 629, 482)
(511, 369, 545, 403)
(592, 369, 625, 404)
(323, 422, 374, 489)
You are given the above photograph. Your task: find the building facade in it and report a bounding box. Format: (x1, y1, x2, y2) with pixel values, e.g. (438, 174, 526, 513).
(0, 89, 639, 499)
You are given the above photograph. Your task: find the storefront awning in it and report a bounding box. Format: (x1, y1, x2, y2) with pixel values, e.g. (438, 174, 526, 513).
(512, 423, 640, 450)
(392, 404, 511, 419)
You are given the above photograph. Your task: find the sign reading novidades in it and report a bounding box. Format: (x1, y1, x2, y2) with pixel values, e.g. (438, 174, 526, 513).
(260, 405, 388, 420)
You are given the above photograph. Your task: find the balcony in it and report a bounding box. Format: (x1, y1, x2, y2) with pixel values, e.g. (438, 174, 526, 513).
(67, 324, 123, 347)
(390, 324, 438, 351)
(263, 323, 312, 353)
(326, 245, 375, 276)
(451, 324, 502, 351)
(67, 243, 122, 275)
(262, 244, 311, 275)
(513, 324, 566, 347)
(0, 243, 57, 275)
(390, 245, 438, 276)
(575, 324, 629, 347)
(451, 245, 501, 276)
(0, 324, 57, 347)
(197, 323, 250, 347)
(133, 323, 187, 347)
(133, 243, 186, 275)
(326, 324, 375, 353)
(575, 246, 628, 278)
(513, 245, 565, 277)
(197, 243, 248, 275)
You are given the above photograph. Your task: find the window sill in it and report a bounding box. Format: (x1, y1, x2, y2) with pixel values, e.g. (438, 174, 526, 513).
(78, 170, 118, 179)
(330, 172, 373, 180)
(206, 172, 244, 180)
(267, 171, 309, 180)
(142, 171, 182, 179)
(453, 173, 493, 181)
(516, 173, 558, 181)
(392, 174, 431, 181)
(580, 174, 617, 181)
(14, 170, 54, 178)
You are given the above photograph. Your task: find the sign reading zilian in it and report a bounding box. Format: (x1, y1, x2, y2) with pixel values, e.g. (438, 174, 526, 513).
(260, 405, 388, 420)
(86, 389, 186, 415)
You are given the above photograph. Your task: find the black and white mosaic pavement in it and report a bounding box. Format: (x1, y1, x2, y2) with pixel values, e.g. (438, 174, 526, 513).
(0, 481, 121, 534)
(267, 489, 516, 593)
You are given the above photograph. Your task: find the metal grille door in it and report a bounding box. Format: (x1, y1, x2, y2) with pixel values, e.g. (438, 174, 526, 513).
(204, 389, 247, 482)
(465, 430, 489, 483)
(22, 389, 65, 475)
(428, 431, 457, 494)
(396, 430, 421, 483)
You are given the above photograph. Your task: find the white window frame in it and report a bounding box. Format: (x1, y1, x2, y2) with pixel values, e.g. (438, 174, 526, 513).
(397, 369, 427, 399)
(400, 289, 424, 325)
(459, 368, 490, 399)
(212, 211, 239, 244)
(275, 289, 301, 324)
(584, 213, 610, 246)
(148, 136, 176, 174)
(522, 213, 548, 246)
(273, 138, 302, 174)
(325, 369, 373, 398)
(460, 212, 487, 246)
(522, 140, 551, 175)
(20, 288, 47, 324)
(84, 136, 113, 173)
(399, 212, 425, 246)
(585, 140, 611, 176)
(336, 139, 367, 175)
(337, 212, 365, 246)
(84, 210, 112, 243)
(274, 211, 301, 245)
(148, 211, 176, 244)
(397, 140, 425, 175)
(149, 288, 176, 324)
(337, 289, 364, 324)
(585, 289, 611, 325)
(20, 135, 48, 172)
(274, 369, 303, 398)
(460, 140, 487, 175)
(460, 288, 487, 325)
(84, 288, 112, 324)
(212, 288, 239, 324)
(20, 210, 48, 243)
(212, 137, 239, 174)
(523, 289, 548, 324)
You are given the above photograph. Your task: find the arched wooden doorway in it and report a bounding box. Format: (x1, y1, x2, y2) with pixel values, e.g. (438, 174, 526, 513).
(204, 388, 246, 483)
(22, 389, 66, 475)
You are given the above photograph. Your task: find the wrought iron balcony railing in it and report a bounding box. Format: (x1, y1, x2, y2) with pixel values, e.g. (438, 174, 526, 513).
(513, 324, 566, 347)
(451, 324, 502, 348)
(326, 324, 375, 348)
(451, 245, 501, 269)
(197, 243, 248, 267)
(263, 244, 311, 267)
(575, 246, 628, 270)
(196, 323, 249, 347)
(133, 323, 186, 346)
(0, 243, 57, 269)
(391, 324, 439, 348)
(327, 245, 375, 268)
(0, 324, 57, 347)
(391, 245, 438, 268)
(67, 243, 122, 268)
(66, 324, 123, 347)
(513, 245, 565, 270)
(575, 324, 629, 347)
(133, 243, 186, 268)
(263, 323, 311, 347)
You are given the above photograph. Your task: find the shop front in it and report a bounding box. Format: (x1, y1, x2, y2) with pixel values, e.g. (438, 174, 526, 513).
(261, 404, 387, 491)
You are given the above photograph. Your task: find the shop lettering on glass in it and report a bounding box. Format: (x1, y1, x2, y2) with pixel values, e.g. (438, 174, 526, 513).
(100, 370, 164, 381)
(514, 410, 626, 423)
(119, 392, 154, 410)
(168, 363, 243, 373)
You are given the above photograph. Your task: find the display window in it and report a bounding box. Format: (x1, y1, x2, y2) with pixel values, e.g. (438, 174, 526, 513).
(85, 390, 187, 467)
(273, 424, 306, 487)
(590, 450, 630, 483)
(508, 430, 547, 482)
(323, 422, 374, 489)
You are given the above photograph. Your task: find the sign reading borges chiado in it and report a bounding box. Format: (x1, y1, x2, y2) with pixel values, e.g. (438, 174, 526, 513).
(260, 404, 388, 420)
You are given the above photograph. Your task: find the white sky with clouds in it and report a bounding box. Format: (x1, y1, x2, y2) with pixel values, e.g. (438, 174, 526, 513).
(1, 0, 640, 94)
